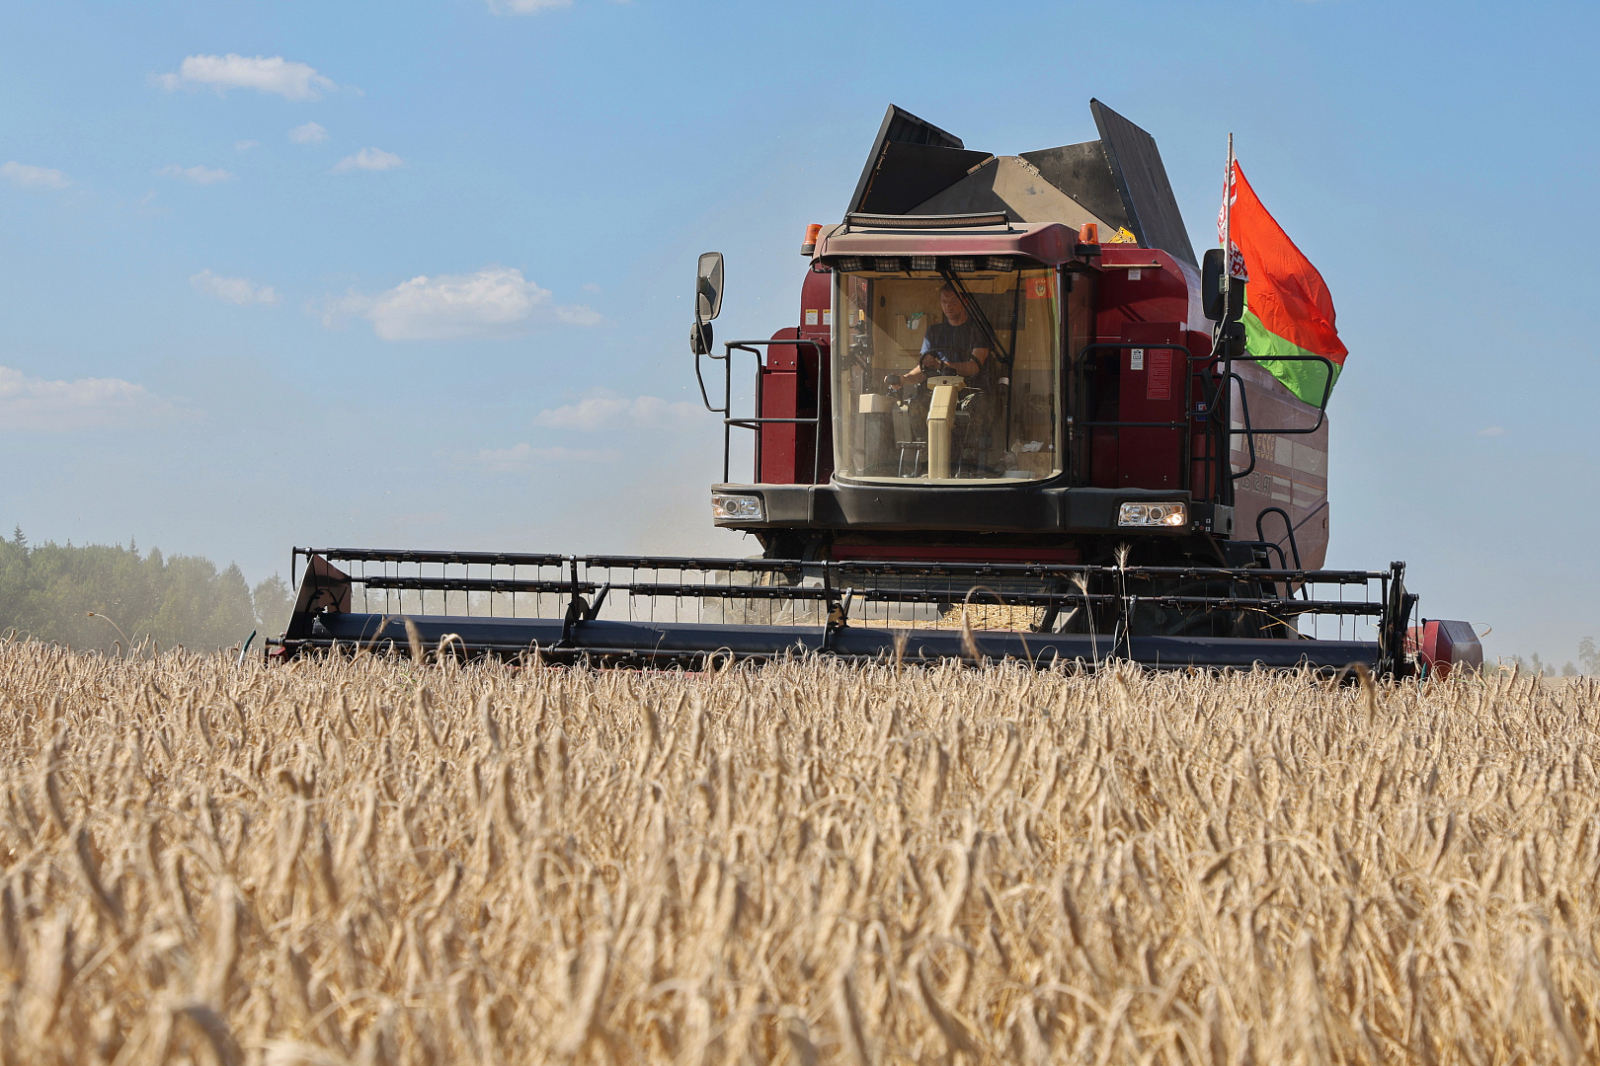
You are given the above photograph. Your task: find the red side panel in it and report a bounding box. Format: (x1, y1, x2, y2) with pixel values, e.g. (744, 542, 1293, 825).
(758, 327, 799, 483)
(1090, 426, 1119, 487)
(1406, 620, 1484, 679)
(1229, 359, 1330, 568)
(757, 268, 834, 484)
(1116, 322, 1186, 490)
(1089, 249, 1195, 493)
(1094, 248, 1192, 338)
(1185, 329, 1221, 499)
(798, 267, 833, 484)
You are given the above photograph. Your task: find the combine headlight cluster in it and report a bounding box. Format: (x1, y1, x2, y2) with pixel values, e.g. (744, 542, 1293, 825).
(831, 255, 1026, 275)
(1118, 502, 1188, 528)
(711, 492, 765, 522)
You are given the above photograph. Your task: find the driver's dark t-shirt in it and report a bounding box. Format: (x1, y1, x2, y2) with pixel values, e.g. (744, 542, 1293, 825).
(922, 317, 988, 369)
(922, 317, 993, 393)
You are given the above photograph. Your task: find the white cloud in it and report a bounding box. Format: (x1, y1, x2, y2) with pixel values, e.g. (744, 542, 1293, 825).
(190, 269, 280, 306)
(487, 0, 573, 13)
(324, 267, 600, 340)
(288, 122, 328, 145)
(533, 390, 696, 430)
(314, 292, 371, 328)
(474, 443, 618, 471)
(157, 54, 335, 101)
(332, 147, 403, 173)
(0, 366, 175, 431)
(1477, 426, 1506, 437)
(2, 162, 70, 189)
(234, 140, 258, 152)
(160, 164, 234, 185)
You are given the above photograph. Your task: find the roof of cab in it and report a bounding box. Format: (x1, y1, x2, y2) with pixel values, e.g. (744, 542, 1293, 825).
(813, 217, 1076, 266)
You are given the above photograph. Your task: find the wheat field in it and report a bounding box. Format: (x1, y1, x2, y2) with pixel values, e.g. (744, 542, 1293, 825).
(1, 641, 1598, 1065)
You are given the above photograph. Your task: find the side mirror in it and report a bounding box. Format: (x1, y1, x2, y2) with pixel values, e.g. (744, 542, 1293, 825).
(1201, 249, 1225, 321)
(1201, 247, 1245, 323)
(690, 319, 713, 357)
(696, 252, 724, 322)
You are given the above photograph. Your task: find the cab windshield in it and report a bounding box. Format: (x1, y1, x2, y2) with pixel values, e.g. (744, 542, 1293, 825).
(832, 263, 1061, 482)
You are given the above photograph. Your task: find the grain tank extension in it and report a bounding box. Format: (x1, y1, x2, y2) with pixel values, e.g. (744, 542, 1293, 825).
(275, 100, 1478, 676)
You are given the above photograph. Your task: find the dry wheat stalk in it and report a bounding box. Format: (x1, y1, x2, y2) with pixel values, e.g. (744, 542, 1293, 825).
(0, 639, 1595, 1064)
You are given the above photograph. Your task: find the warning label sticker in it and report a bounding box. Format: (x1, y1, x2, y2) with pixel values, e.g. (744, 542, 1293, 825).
(1146, 350, 1172, 400)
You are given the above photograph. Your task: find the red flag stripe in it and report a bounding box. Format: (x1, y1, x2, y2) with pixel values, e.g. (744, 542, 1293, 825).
(1229, 162, 1347, 363)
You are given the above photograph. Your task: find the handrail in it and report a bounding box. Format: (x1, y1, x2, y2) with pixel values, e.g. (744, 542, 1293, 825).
(1072, 342, 1201, 429)
(1255, 506, 1303, 570)
(1254, 505, 1306, 602)
(697, 338, 825, 484)
(1227, 353, 1336, 435)
(1073, 341, 1205, 491)
(1227, 372, 1258, 481)
(1226, 355, 1335, 480)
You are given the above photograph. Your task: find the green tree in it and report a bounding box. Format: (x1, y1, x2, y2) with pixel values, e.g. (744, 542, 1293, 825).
(0, 531, 263, 654)
(252, 574, 295, 637)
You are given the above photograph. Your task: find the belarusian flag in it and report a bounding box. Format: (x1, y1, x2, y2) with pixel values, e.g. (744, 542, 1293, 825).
(1220, 159, 1347, 404)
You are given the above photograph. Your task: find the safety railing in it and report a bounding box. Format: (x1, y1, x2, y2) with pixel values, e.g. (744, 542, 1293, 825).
(1226, 352, 1337, 482)
(1072, 341, 1234, 498)
(695, 338, 825, 484)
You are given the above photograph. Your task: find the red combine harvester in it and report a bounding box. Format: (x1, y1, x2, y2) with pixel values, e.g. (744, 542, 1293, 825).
(276, 101, 1479, 676)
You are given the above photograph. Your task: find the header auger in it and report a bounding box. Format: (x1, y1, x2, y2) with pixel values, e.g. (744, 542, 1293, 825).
(272, 100, 1480, 677)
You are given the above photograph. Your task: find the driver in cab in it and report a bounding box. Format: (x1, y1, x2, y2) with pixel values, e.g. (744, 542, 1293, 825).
(885, 284, 991, 393)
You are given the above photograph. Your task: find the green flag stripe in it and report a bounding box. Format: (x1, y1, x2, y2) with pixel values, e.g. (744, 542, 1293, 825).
(1241, 310, 1342, 406)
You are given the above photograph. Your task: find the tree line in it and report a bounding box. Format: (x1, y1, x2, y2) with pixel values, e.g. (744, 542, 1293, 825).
(0, 529, 292, 654)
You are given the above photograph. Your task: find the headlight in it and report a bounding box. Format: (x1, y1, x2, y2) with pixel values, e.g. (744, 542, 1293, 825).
(711, 493, 765, 522)
(1118, 502, 1188, 528)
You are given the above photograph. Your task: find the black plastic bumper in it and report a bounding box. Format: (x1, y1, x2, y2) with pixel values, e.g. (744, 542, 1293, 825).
(712, 482, 1233, 535)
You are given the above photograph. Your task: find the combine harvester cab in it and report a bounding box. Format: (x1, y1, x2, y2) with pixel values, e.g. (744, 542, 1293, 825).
(275, 100, 1478, 676)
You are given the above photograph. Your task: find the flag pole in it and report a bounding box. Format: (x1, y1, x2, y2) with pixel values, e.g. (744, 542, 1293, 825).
(1222, 132, 1237, 490)
(1224, 132, 1235, 293)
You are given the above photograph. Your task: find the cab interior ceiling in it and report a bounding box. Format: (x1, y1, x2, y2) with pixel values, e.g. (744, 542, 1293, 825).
(848, 99, 1197, 268)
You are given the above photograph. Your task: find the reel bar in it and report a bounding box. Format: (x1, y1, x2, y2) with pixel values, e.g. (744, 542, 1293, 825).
(300, 547, 1384, 585)
(296, 547, 568, 567)
(583, 555, 805, 573)
(625, 583, 833, 601)
(355, 576, 598, 595)
(339, 574, 1382, 615)
(591, 582, 1381, 615)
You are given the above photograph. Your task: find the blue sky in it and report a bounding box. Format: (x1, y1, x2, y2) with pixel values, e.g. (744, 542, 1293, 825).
(1, 1, 1596, 664)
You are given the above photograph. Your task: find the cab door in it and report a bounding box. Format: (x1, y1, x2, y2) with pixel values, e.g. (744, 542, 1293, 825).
(1115, 322, 1187, 490)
